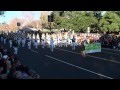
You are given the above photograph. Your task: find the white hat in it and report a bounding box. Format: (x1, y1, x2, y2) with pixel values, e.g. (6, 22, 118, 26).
(3, 55, 8, 59)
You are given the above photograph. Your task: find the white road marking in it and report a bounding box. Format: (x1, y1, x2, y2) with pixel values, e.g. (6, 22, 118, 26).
(101, 51, 120, 56)
(45, 55, 113, 79)
(87, 55, 120, 64)
(55, 48, 80, 55)
(55, 48, 120, 64)
(31, 49, 38, 53)
(102, 48, 120, 52)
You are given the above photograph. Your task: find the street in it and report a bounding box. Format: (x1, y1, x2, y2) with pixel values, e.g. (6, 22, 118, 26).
(1, 41, 120, 79)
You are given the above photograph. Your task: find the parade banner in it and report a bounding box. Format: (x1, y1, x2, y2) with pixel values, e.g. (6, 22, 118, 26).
(85, 43, 101, 54)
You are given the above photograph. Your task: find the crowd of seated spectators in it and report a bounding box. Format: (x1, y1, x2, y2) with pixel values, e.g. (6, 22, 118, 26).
(76, 33, 120, 51)
(99, 34, 120, 50)
(0, 44, 40, 79)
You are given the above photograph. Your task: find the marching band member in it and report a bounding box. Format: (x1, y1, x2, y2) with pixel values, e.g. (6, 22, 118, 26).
(58, 34, 62, 47)
(47, 34, 51, 48)
(64, 32, 68, 47)
(34, 39, 38, 49)
(27, 40, 31, 49)
(22, 38, 26, 47)
(17, 37, 21, 47)
(13, 40, 18, 55)
(0, 34, 3, 42)
(50, 36, 54, 52)
(9, 37, 12, 48)
(3, 37, 6, 44)
(41, 39, 45, 48)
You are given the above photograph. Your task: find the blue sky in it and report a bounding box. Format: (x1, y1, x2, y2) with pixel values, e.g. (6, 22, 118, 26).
(0, 11, 106, 25)
(0, 11, 41, 24)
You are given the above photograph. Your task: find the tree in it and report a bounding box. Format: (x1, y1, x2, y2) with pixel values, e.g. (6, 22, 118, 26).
(0, 22, 9, 32)
(29, 20, 42, 29)
(52, 11, 98, 32)
(99, 11, 120, 32)
(49, 11, 120, 33)
(40, 11, 49, 29)
(9, 18, 23, 32)
(22, 11, 35, 27)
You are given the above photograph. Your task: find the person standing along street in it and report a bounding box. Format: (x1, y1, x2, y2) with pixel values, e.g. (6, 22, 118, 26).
(71, 36, 76, 50)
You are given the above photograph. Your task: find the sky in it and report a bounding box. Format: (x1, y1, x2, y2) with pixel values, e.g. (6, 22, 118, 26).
(0, 11, 106, 25)
(0, 11, 41, 24)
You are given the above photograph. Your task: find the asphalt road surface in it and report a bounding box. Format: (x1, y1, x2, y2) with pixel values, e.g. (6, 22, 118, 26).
(1, 41, 120, 79)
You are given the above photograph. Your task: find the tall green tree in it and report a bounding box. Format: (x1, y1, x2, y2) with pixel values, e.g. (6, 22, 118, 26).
(52, 11, 120, 33)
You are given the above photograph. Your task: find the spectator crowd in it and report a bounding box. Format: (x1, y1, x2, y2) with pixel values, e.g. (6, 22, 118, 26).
(99, 33, 120, 50)
(0, 44, 40, 79)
